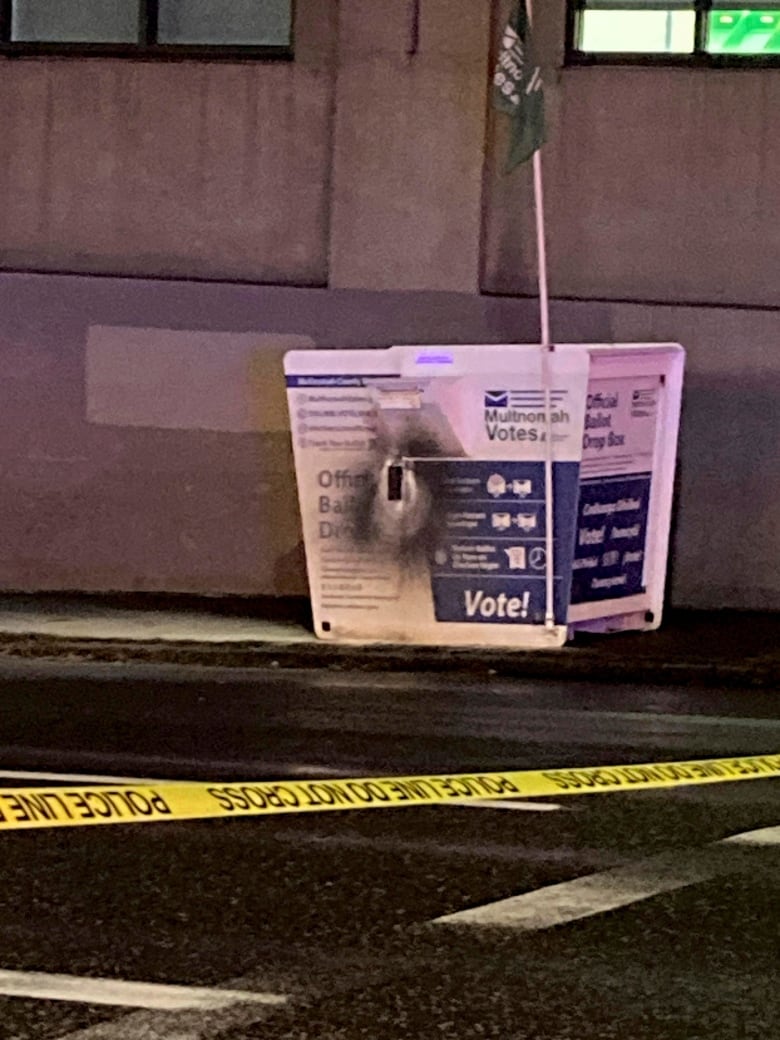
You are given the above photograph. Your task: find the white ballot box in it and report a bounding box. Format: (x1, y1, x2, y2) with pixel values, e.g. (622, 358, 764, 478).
(285, 343, 684, 649)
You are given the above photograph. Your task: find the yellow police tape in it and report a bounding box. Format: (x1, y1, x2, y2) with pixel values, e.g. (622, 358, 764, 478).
(1, 753, 779, 832)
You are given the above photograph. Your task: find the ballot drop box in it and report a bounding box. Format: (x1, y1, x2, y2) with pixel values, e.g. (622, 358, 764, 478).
(284, 343, 684, 649)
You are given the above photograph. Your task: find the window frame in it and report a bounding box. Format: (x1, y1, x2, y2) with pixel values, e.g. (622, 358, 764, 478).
(0, 0, 294, 61)
(566, 1, 780, 66)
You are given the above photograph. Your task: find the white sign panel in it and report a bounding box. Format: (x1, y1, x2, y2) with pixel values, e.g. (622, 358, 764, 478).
(286, 345, 590, 648)
(571, 375, 661, 605)
(285, 343, 684, 647)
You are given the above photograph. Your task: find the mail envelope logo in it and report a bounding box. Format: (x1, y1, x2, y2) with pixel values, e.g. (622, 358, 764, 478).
(484, 390, 508, 408)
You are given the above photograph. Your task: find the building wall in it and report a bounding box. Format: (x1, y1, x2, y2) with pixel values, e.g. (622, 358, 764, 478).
(0, 274, 512, 597)
(0, 0, 777, 610)
(2, 0, 777, 304)
(484, 2, 780, 307)
(328, 0, 490, 293)
(1, 272, 776, 610)
(606, 303, 780, 611)
(0, 0, 337, 283)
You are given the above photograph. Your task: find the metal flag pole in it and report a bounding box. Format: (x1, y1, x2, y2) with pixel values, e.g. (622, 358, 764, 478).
(494, 0, 555, 631)
(524, 0, 556, 631)
(536, 152, 556, 631)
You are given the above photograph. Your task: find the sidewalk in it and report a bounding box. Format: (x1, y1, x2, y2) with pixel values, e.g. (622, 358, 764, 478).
(0, 593, 776, 689)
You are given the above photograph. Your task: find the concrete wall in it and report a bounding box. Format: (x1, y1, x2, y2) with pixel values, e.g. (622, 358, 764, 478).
(0, 0, 337, 283)
(1, 272, 777, 609)
(328, 0, 490, 293)
(483, 2, 780, 307)
(0, 0, 777, 610)
(0, 273, 518, 597)
(607, 304, 780, 611)
(2, 0, 777, 305)
(477, 0, 780, 610)
(0, 0, 491, 292)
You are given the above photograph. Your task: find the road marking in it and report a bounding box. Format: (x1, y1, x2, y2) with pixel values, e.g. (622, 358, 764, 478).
(445, 799, 563, 812)
(0, 770, 156, 784)
(545, 708, 780, 732)
(52, 971, 290, 1040)
(0, 969, 286, 1011)
(434, 824, 780, 930)
(723, 824, 780, 845)
(0, 763, 346, 785)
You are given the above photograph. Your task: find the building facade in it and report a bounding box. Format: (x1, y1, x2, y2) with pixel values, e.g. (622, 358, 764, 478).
(0, 0, 777, 610)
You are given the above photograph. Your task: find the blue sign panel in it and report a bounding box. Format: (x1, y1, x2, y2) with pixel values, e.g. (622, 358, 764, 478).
(417, 460, 580, 625)
(570, 473, 652, 604)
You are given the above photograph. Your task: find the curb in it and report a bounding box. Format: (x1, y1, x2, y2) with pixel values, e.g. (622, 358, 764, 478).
(0, 632, 776, 689)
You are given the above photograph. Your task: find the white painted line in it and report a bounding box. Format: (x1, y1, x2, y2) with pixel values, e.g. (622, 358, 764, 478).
(443, 799, 563, 812)
(435, 854, 719, 929)
(0, 770, 157, 784)
(435, 824, 778, 930)
(554, 708, 780, 732)
(258, 763, 348, 778)
(52, 973, 291, 1040)
(0, 970, 287, 1011)
(722, 824, 780, 845)
(0, 762, 345, 785)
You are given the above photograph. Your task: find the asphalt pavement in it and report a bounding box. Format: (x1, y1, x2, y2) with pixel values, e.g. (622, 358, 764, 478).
(0, 657, 778, 1039)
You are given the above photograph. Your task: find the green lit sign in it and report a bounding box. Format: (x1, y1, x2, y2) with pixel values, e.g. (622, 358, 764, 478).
(708, 11, 780, 53)
(577, 6, 780, 56)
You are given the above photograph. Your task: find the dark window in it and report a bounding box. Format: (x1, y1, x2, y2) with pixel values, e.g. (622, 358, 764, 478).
(157, 0, 291, 46)
(0, 0, 293, 57)
(12, 0, 140, 43)
(568, 1, 780, 62)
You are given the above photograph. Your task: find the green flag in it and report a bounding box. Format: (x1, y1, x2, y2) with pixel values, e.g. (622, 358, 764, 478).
(492, 1, 545, 170)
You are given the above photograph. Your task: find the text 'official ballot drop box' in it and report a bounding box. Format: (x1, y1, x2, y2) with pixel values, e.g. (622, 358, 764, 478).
(284, 343, 684, 649)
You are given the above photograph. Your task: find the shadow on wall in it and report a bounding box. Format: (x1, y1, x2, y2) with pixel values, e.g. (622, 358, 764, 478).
(0, 330, 310, 596)
(671, 371, 780, 610)
(485, 296, 616, 345)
